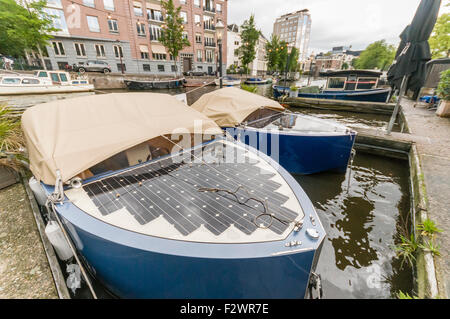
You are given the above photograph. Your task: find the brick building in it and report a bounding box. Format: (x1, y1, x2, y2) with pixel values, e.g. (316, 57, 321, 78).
(39, 0, 227, 75)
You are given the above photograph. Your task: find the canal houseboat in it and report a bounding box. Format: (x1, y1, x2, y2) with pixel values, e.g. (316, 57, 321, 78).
(22, 93, 326, 298)
(0, 70, 94, 95)
(192, 87, 357, 175)
(273, 70, 391, 103)
(124, 78, 185, 90)
(214, 76, 241, 86)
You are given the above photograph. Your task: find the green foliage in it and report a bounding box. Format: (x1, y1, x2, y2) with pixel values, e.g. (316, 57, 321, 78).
(429, 13, 450, 59)
(290, 85, 298, 91)
(238, 15, 260, 72)
(342, 62, 349, 70)
(418, 240, 441, 257)
(396, 291, 419, 299)
(394, 234, 418, 269)
(436, 69, 450, 101)
(353, 40, 396, 71)
(417, 218, 443, 237)
(159, 0, 190, 75)
(240, 84, 257, 93)
(0, 0, 57, 57)
(265, 34, 282, 71)
(0, 106, 27, 171)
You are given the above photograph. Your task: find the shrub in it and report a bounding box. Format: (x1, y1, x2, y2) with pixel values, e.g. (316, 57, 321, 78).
(436, 69, 450, 101)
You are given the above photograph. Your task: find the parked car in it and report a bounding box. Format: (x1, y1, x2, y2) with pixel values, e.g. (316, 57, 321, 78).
(72, 60, 112, 74)
(184, 70, 207, 76)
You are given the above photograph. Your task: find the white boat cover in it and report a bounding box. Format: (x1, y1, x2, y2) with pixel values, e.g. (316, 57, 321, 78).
(191, 87, 285, 127)
(21, 93, 222, 185)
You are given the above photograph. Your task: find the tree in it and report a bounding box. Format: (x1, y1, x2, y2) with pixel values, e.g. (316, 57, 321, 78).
(342, 62, 349, 70)
(159, 0, 190, 76)
(0, 0, 57, 58)
(429, 13, 449, 59)
(353, 40, 396, 71)
(265, 34, 281, 71)
(238, 15, 260, 74)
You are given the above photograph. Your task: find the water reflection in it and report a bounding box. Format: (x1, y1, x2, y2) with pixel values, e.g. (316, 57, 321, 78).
(295, 152, 413, 298)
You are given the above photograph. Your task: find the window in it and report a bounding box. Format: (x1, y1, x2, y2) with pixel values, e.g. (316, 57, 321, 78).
(356, 77, 377, 90)
(158, 65, 165, 72)
(137, 22, 146, 36)
(194, 0, 200, 7)
(52, 41, 65, 56)
(133, 1, 143, 16)
(143, 64, 151, 71)
(180, 11, 187, 24)
(205, 50, 214, 63)
(171, 65, 177, 72)
(147, 9, 163, 21)
(50, 73, 60, 82)
(149, 25, 162, 41)
(22, 78, 41, 85)
(194, 14, 201, 25)
(216, 3, 222, 13)
(83, 0, 95, 8)
(182, 32, 188, 40)
(180, 0, 186, 4)
(95, 44, 106, 57)
(197, 49, 202, 62)
(140, 45, 149, 59)
(37, 71, 48, 78)
(113, 45, 123, 58)
(2, 78, 21, 84)
(108, 19, 119, 33)
(152, 53, 167, 60)
(44, 8, 68, 34)
(74, 43, 86, 57)
(103, 0, 115, 11)
(195, 33, 202, 43)
(87, 16, 100, 32)
(327, 77, 346, 90)
(117, 63, 126, 71)
(59, 73, 68, 82)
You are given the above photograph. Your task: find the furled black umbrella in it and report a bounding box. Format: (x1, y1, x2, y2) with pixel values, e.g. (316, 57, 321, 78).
(386, 0, 442, 134)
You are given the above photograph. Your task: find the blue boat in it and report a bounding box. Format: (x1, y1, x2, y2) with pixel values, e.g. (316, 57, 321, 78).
(22, 93, 326, 298)
(245, 77, 271, 85)
(192, 87, 357, 175)
(273, 70, 391, 103)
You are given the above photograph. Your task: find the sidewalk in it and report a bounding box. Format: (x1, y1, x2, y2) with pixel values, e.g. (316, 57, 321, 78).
(402, 99, 450, 298)
(0, 183, 58, 299)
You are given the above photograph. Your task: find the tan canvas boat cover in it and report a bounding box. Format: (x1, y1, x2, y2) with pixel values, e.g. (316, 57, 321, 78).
(191, 87, 285, 127)
(21, 93, 222, 185)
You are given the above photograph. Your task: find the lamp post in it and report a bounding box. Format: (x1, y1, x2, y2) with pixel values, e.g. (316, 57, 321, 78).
(284, 45, 292, 94)
(216, 20, 225, 88)
(116, 39, 124, 74)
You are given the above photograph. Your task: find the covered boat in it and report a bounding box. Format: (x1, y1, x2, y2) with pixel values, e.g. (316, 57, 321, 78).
(124, 78, 185, 90)
(273, 70, 391, 102)
(192, 87, 357, 175)
(214, 76, 241, 86)
(22, 93, 326, 298)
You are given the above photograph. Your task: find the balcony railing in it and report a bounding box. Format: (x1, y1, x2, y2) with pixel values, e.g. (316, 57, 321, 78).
(203, 7, 216, 14)
(203, 23, 216, 31)
(148, 14, 164, 22)
(204, 41, 216, 47)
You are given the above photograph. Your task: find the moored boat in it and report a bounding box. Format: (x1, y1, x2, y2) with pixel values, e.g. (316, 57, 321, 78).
(273, 70, 391, 103)
(0, 70, 94, 95)
(192, 87, 357, 175)
(22, 93, 326, 298)
(214, 76, 241, 86)
(124, 78, 185, 90)
(244, 77, 270, 85)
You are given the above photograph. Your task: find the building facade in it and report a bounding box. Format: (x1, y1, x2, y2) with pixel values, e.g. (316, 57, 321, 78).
(226, 23, 240, 69)
(272, 9, 311, 64)
(248, 34, 268, 76)
(39, 0, 227, 75)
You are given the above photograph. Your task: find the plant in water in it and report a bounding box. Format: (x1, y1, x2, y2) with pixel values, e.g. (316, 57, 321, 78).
(290, 85, 299, 91)
(417, 218, 443, 238)
(393, 234, 418, 269)
(418, 240, 441, 257)
(240, 84, 257, 93)
(0, 105, 27, 171)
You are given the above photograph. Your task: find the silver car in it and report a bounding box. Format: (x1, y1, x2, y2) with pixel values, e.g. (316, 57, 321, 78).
(73, 60, 112, 74)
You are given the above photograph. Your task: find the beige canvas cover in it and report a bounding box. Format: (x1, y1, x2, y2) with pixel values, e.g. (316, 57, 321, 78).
(191, 87, 285, 127)
(21, 93, 222, 185)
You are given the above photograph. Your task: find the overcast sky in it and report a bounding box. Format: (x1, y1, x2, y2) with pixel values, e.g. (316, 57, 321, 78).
(228, 0, 449, 54)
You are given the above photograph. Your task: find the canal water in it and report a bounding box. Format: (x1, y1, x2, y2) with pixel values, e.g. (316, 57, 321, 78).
(18, 85, 412, 298)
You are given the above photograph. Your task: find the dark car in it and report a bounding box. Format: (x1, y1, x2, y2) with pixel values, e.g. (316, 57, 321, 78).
(184, 70, 207, 76)
(73, 60, 112, 74)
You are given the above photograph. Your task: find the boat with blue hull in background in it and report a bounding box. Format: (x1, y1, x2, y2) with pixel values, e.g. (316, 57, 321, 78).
(22, 93, 326, 298)
(245, 77, 272, 85)
(192, 87, 357, 175)
(273, 70, 391, 103)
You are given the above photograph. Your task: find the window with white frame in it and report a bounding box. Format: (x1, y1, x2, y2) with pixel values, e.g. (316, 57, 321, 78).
(113, 45, 124, 58)
(83, 0, 95, 8)
(149, 25, 162, 41)
(147, 9, 163, 21)
(216, 3, 222, 13)
(103, 0, 115, 11)
(140, 45, 149, 59)
(194, 14, 201, 25)
(197, 49, 202, 62)
(180, 11, 187, 24)
(95, 44, 106, 57)
(136, 22, 146, 36)
(52, 41, 65, 56)
(152, 53, 167, 60)
(195, 33, 202, 43)
(133, 1, 143, 16)
(205, 50, 213, 63)
(180, 0, 186, 4)
(74, 43, 86, 57)
(108, 19, 119, 32)
(182, 32, 188, 40)
(87, 16, 100, 32)
(194, 0, 200, 7)
(44, 8, 68, 33)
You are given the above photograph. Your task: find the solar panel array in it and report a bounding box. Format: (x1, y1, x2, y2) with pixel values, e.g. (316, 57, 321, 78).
(83, 142, 300, 236)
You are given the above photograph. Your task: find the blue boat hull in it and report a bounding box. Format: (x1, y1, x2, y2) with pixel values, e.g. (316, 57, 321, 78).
(230, 128, 356, 174)
(43, 141, 325, 298)
(273, 86, 390, 103)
